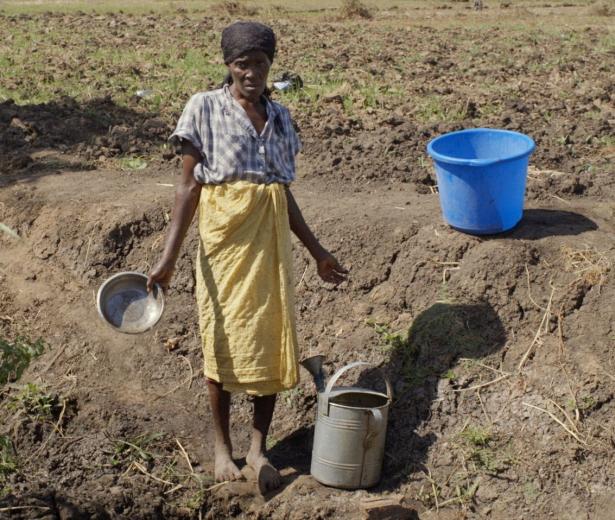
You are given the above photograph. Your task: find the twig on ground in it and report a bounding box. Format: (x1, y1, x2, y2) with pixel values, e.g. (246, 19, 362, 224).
(548, 398, 580, 434)
(459, 358, 511, 376)
(296, 264, 309, 289)
(522, 402, 587, 445)
(525, 264, 549, 312)
(0, 506, 51, 513)
(175, 438, 194, 474)
(518, 286, 555, 371)
(436, 496, 463, 508)
(52, 398, 67, 437)
(180, 355, 195, 390)
(423, 467, 440, 511)
(556, 309, 566, 358)
(153, 356, 196, 401)
(477, 389, 493, 426)
(601, 369, 615, 382)
(205, 481, 229, 492)
(27, 399, 67, 462)
(549, 194, 571, 205)
(132, 461, 179, 488)
(164, 483, 184, 495)
(453, 374, 510, 393)
(42, 344, 69, 373)
(555, 312, 582, 420)
(456, 417, 471, 436)
(82, 232, 94, 271)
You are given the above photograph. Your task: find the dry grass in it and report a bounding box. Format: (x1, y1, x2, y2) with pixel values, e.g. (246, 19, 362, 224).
(588, 1, 614, 16)
(339, 0, 373, 19)
(560, 245, 611, 287)
(212, 0, 259, 16)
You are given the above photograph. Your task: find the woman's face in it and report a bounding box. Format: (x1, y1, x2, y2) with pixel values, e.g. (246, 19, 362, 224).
(227, 50, 271, 101)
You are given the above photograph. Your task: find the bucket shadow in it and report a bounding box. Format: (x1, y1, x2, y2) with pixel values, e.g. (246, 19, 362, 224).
(356, 301, 507, 491)
(480, 209, 598, 240)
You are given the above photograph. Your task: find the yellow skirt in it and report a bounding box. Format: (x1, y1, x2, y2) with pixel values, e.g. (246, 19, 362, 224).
(195, 181, 299, 396)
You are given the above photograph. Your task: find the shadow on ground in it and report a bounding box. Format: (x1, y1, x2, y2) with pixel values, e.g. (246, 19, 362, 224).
(374, 301, 506, 490)
(265, 301, 504, 515)
(505, 208, 598, 239)
(0, 97, 170, 182)
(310, 301, 506, 494)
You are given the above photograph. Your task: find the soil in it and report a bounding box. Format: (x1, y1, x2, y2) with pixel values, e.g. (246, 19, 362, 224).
(1, 4, 614, 520)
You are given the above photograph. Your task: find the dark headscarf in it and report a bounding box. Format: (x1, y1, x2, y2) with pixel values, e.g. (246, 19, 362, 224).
(221, 21, 276, 65)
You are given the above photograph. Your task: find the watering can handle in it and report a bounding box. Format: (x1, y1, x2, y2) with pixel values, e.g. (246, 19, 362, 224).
(364, 407, 385, 447)
(324, 361, 393, 401)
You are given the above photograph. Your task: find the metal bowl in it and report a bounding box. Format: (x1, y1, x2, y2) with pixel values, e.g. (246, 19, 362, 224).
(97, 272, 164, 334)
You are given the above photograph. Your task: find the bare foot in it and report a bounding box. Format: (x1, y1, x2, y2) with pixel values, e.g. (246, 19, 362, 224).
(214, 446, 242, 482)
(246, 450, 281, 494)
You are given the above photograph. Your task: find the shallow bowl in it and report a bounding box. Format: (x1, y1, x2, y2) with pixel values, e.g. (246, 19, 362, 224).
(97, 272, 164, 334)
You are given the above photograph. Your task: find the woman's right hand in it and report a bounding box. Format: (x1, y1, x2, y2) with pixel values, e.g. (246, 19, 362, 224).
(147, 257, 176, 292)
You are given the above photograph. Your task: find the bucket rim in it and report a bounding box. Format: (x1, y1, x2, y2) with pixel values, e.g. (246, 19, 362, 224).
(426, 127, 536, 167)
(326, 388, 391, 412)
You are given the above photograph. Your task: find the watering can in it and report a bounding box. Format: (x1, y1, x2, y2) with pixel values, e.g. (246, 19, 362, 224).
(301, 356, 392, 489)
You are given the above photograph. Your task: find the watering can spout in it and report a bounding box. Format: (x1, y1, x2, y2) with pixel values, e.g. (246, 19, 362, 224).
(300, 355, 326, 393)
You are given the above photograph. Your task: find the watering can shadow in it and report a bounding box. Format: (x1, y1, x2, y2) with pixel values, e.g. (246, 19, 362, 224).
(301, 356, 392, 489)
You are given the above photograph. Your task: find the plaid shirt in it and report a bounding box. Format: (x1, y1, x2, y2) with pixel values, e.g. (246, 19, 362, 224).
(170, 86, 301, 185)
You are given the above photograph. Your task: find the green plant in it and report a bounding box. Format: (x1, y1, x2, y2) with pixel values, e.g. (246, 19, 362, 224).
(470, 447, 497, 471)
(523, 480, 541, 501)
(458, 427, 516, 475)
(110, 432, 165, 467)
(597, 135, 615, 148)
(415, 95, 467, 124)
(266, 436, 279, 450)
(282, 386, 304, 407)
(460, 425, 492, 447)
(568, 395, 598, 414)
(7, 383, 57, 420)
(366, 320, 408, 352)
(180, 471, 215, 510)
(0, 337, 45, 385)
(443, 369, 457, 381)
(119, 156, 148, 171)
(0, 436, 17, 478)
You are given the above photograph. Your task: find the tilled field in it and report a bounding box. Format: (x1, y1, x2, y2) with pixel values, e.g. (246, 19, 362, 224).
(0, 3, 614, 519)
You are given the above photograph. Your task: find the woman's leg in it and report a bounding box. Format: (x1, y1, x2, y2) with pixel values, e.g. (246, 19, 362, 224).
(207, 379, 243, 481)
(246, 393, 281, 492)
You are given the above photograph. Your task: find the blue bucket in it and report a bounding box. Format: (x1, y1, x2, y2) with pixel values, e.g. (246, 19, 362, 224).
(427, 128, 535, 235)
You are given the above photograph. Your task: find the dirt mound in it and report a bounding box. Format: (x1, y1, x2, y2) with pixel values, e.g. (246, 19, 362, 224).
(0, 97, 174, 177)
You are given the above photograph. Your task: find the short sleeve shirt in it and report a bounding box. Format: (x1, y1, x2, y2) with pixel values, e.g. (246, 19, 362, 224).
(169, 86, 301, 185)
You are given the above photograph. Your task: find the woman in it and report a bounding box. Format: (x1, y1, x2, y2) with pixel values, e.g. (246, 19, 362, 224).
(147, 21, 347, 493)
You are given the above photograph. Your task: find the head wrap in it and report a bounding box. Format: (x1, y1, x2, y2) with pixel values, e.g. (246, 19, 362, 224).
(221, 21, 276, 65)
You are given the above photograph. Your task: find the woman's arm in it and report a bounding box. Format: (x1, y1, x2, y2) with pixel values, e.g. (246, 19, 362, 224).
(285, 186, 348, 284)
(147, 142, 203, 291)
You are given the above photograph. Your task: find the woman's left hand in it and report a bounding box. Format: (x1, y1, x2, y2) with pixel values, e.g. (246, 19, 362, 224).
(316, 253, 348, 285)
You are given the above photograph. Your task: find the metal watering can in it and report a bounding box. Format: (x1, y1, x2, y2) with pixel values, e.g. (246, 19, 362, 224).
(301, 356, 392, 489)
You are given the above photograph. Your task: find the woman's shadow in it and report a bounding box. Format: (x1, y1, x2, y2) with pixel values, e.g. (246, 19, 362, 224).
(370, 300, 507, 491)
(267, 300, 506, 500)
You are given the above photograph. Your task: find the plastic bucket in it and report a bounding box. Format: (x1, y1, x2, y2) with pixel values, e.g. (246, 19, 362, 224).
(427, 128, 536, 235)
